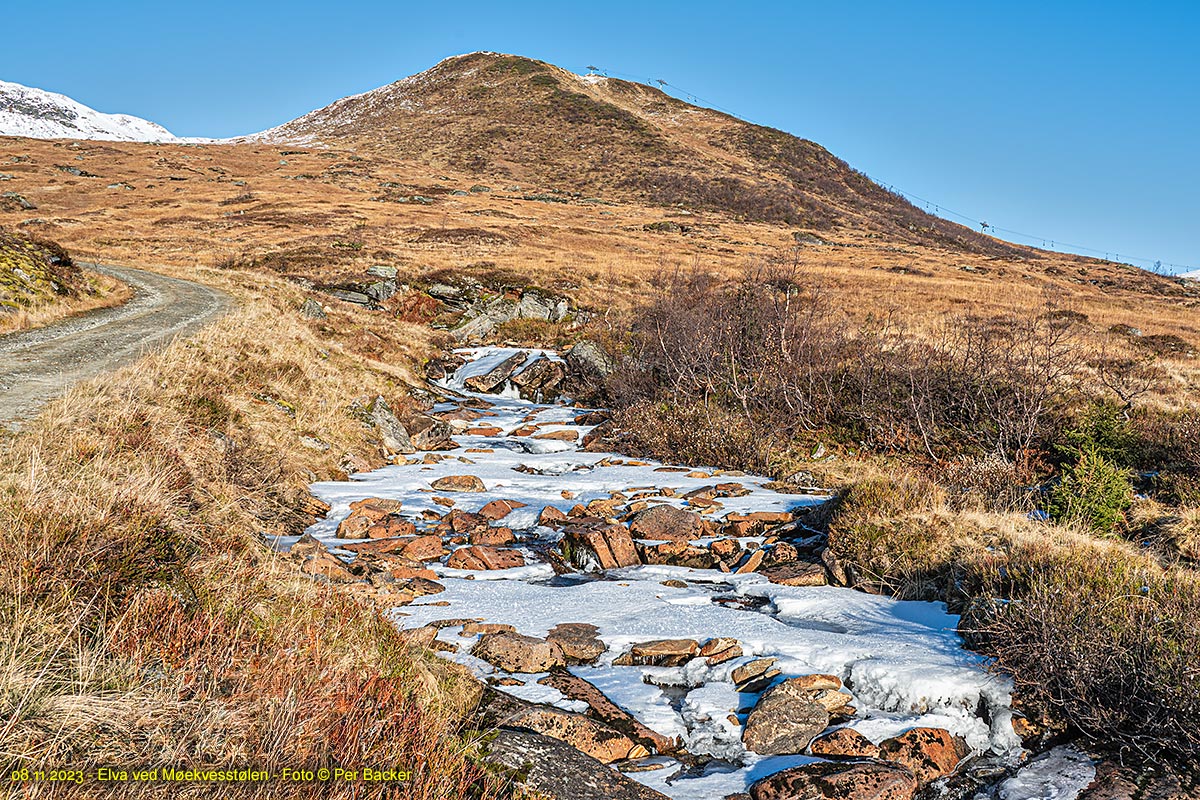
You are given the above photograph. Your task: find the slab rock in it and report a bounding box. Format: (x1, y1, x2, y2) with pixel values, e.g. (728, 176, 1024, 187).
(538, 670, 678, 755)
(628, 504, 708, 540)
(878, 727, 969, 785)
(463, 351, 527, 393)
(613, 639, 699, 667)
(446, 545, 525, 570)
(743, 678, 831, 755)
(473, 631, 564, 672)
(749, 761, 918, 800)
(505, 706, 645, 763)
(484, 729, 671, 800)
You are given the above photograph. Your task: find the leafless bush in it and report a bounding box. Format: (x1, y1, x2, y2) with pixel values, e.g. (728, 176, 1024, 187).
(608, 263, 1087, 467)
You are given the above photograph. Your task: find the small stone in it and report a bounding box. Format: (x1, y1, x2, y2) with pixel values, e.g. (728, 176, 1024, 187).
(809, 727, 881, 759)
(431, 474, 486, 492)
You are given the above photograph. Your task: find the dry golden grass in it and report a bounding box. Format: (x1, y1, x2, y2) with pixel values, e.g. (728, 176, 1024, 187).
(0, 134, 1195, 403)
(0, 268, 131, 335)
(0, 270, 503, 797)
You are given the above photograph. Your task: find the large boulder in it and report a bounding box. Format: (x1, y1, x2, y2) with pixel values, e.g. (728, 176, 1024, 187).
(353, 396, 414, 455)
(511, 356, 566, 401)
(749, 761, 918, 800)
(473, 631, 565, 672)
(463, 351, 527, 393)
(743, 678, 832, 755)
(562, 523, 639, 570)
(483, 729, 671, 800)
(406, 412, 455, 450)
(503, 706, 644, 764)
(628, 504, 707, 541)
(566, 340, 616, 381)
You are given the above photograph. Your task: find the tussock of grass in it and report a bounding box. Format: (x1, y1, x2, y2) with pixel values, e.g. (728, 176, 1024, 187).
(0, 277, 504, 797)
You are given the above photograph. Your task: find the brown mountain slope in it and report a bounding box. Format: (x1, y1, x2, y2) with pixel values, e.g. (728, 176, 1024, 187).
(253, 52, 1022, 256)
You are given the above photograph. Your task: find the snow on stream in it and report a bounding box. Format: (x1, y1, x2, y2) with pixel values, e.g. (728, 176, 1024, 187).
(299, 348, 1090, 798)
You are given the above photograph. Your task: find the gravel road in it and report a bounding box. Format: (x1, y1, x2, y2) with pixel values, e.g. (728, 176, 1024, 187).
(0, 263, 231, 427)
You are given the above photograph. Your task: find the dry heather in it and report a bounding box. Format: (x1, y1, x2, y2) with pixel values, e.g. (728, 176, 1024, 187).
(823, 466, 1200, 762)
(0, 270, 505, 798)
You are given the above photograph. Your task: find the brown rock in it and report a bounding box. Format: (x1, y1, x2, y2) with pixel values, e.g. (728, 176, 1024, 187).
(628, 504, 707, 540)
(546, 622, 607, 665)
(479, 499, 528, 520)
(400, 534, 448, 562)
(395, 576, 445, 597)
(743, 679, 831, 755)
(562, 523, 639, 570)
(760, 561, 828, 586)
(473, 631, 565, 672)
(466, 425, 505, 436)
(749, 761, 917, 800)
(789, 674, 843, 691)
(638, 539, 717, 569)
(469, 526, 516, 546)
(878, 727, 969, 786)
(735, 549, 765, 574)
(699, 637, 739, 657)
(613, 639, 699, 667)
(430, 474, 486, 492)
(731, 657, 779, 686)
(290, 532, 325, 560)
(505, 707, 642, 763)
(533, 429, 579, 441)
(511, 357, 566, 401)
(538, 670, 678, 755)
(710, 538, 741, 559)
(300, 551, 358, 583)
(396, 626, 439, 648)
(366, 516, 417, 539)
(446, 545, 525, 570)
(389, 563, 440, 581)
(809, 727, 882, 758)
(335, 513, 374, 539)
(538, 505, 569, 527)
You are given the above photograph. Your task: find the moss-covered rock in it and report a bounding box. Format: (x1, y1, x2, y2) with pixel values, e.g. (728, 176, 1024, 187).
(0, 228, 84, 314)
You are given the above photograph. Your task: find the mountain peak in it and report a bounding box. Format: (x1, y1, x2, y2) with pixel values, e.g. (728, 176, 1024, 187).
(0, 79, 175, 142)
(247, 53, 1022, 255)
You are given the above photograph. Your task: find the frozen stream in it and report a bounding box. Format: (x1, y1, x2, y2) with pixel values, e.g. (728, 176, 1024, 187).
(297, 348, 1088, 798)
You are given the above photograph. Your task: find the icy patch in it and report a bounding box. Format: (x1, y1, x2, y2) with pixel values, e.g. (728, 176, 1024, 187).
(304, 346, 1023, 800)
(994, 746, 1096, 800)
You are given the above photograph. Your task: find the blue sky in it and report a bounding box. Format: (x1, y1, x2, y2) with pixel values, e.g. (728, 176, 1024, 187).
(4, 1, 1197, 271)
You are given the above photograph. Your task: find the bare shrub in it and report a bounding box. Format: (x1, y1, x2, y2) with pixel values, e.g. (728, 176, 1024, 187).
(964, 544, 1200, 762)
(608, 262, 1087, 469)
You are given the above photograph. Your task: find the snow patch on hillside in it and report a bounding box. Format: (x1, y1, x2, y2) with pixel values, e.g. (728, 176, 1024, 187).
(0, 80, 176, 142)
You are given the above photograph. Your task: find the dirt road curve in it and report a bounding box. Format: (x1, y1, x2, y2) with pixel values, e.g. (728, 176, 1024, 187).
(0, 263, 231, 427)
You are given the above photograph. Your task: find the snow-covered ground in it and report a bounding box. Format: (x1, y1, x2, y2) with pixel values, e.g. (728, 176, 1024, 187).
(0, 79, 176, 142)
(302, 348, 1093, 799)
